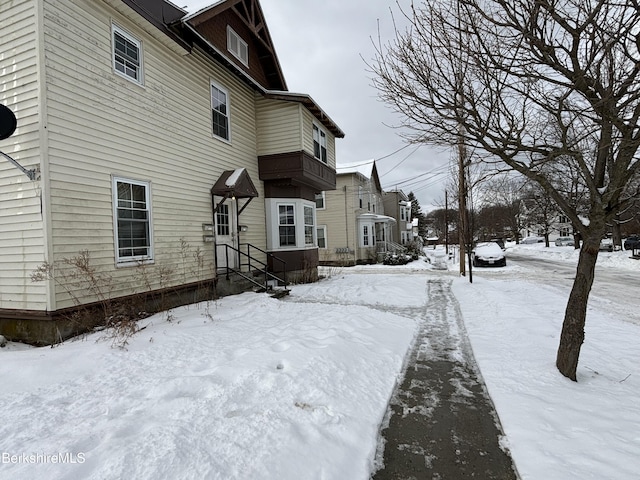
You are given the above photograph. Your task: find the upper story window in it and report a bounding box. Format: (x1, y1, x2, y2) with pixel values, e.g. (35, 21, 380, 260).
(313, 124, 327, 163)
(227, 26, 249, 66)
(211, 81, 230, 141)
(113, 177, 153, 263)
(315, 192, 325, 209)
(112, 24, 143, 84)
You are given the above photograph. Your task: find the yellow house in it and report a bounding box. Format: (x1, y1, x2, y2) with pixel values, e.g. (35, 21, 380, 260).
(0, 0, 344, 344)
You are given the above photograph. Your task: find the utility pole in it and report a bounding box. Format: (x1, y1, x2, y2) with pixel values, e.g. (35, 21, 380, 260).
(444, 191, 449, 255)
(458, 134, 467, 276)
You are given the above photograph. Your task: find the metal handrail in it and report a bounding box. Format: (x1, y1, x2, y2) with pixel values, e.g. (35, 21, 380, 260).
(376, 240, 407, 254)
(221, 243, 288, 291)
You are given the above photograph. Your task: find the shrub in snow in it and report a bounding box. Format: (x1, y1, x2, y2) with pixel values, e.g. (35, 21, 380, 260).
(0, 335, 6, 347)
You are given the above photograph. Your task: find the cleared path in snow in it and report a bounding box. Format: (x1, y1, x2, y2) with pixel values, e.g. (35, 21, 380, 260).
(371, 278, 519, 479)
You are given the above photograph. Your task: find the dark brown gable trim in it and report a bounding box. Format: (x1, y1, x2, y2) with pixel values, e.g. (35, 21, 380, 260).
(120, 0, 192, 52)
(185, 0, 287, 91)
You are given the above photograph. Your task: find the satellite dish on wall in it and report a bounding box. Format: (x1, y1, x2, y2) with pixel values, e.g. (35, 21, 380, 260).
(0, 104, 18, 140)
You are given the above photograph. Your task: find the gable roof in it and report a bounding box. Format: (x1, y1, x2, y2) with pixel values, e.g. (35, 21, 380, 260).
(182, 0, 287, 91)
(336, 160, 383, 193)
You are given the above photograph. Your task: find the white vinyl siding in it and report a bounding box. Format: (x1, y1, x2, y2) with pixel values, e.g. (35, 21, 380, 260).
(256, 97, 337, 169)
(38, 0, 266, 309)
(0, 0, 47, 310)
(255, 97, 303, 155)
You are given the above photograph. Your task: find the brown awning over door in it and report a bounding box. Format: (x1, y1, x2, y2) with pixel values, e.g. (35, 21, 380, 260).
(211, 168, 259, 215)
(211, 168, 259, 199)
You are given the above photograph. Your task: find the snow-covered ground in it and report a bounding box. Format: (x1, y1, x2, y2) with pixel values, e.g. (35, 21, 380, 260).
(1, 246, 638, 479)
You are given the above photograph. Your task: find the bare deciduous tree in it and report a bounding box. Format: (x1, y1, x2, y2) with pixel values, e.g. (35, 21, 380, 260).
(370, 0, 640, 380)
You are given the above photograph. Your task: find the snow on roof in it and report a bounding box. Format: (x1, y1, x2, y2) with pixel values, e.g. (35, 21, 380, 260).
(225, 168, 245, 187)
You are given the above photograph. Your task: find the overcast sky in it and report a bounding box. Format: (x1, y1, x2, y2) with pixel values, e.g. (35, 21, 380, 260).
(181, 0, 452, 211)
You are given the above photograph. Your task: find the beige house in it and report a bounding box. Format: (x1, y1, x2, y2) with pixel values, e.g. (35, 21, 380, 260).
(316, 161, 401, 266)
(0, 0, 343, 344)
(382, 189, 414, 246)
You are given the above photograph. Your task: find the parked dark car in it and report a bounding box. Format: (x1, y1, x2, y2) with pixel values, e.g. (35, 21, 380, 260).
(472, 242, 507, 267)
(624, 235, 640, 251)
(555, 236, 574, 247)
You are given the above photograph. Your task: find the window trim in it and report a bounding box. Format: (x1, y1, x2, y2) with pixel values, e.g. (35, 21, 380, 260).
(227, 26, 249, 67)
(112, 23, 143, 85)
(112, 176, 153, 265)
(211, 80, 231, 142)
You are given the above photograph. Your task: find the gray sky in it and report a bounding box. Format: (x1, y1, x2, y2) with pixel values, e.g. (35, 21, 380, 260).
(181, 0, 452, 211)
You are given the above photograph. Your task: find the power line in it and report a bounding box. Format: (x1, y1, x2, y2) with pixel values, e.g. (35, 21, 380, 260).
(379, 145, 421, 178)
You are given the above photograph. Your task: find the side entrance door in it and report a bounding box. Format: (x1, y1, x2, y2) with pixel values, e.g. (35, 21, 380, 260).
(214, 196, 238, 271)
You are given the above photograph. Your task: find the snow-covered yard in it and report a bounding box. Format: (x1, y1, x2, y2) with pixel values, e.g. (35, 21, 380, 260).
(1, 245, 638, 479)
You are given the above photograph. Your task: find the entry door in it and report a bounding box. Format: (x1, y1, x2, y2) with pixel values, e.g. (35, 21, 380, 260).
(214, 196, 238, 270)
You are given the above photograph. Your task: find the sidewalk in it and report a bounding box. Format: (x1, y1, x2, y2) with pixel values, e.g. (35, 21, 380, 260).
(372, 279, 519, 479)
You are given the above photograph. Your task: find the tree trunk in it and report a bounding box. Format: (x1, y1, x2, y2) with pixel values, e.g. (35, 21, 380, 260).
(555, 234, 600, 381)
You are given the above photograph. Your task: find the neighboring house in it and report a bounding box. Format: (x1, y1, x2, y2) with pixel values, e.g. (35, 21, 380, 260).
(0, 0, 344, 344)
(382, 189, 414, 245)
(519, 199, 572, 242)
(315, 160, 399, 266)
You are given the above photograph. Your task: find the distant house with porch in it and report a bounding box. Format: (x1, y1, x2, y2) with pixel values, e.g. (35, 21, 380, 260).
(383, 189, 414, 246)
(316, 161, 405, 266)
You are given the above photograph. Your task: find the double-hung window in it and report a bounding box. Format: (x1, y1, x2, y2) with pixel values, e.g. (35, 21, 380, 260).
(211, 81, 230, 141)
(113, 177, 153, 263)
(279, 205, 296, 246)
(363, 225, 370, 246)
(313, 124, 327, 163)
(317, 226, 327, 249)
(315, 192, 325, 209)
(112, 24, 142, 84)
(304, 206, 314, 246)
